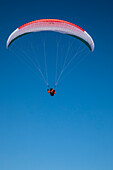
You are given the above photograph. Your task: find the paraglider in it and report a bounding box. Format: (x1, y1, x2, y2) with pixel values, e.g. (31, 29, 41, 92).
(6, 19, 94, 95)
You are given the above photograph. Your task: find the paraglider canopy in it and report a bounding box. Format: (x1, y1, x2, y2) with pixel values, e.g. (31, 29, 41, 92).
(6, 19, 94, 51)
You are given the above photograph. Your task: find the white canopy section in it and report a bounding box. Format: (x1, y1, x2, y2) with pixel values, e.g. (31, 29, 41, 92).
(6, 19, 94, 51)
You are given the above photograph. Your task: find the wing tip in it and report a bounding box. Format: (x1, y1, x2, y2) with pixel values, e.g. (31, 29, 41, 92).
(84, 31, 94, 52)
(6, 28, 19, 49)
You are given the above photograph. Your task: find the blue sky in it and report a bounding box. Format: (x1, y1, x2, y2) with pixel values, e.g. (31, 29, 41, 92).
(0, 0, 113, 170)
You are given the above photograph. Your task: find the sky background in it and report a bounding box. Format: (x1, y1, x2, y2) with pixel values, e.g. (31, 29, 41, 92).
(0, 0, 113, 170)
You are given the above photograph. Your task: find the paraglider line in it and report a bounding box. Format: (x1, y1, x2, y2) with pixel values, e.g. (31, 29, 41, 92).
(43, 41, 49, 86)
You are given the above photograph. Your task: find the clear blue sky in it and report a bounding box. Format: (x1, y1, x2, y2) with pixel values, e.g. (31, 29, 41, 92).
(0, 0, 113, 170)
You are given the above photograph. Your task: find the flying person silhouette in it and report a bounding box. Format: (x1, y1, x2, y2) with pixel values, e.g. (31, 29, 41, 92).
(47, 88, 56, 96)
